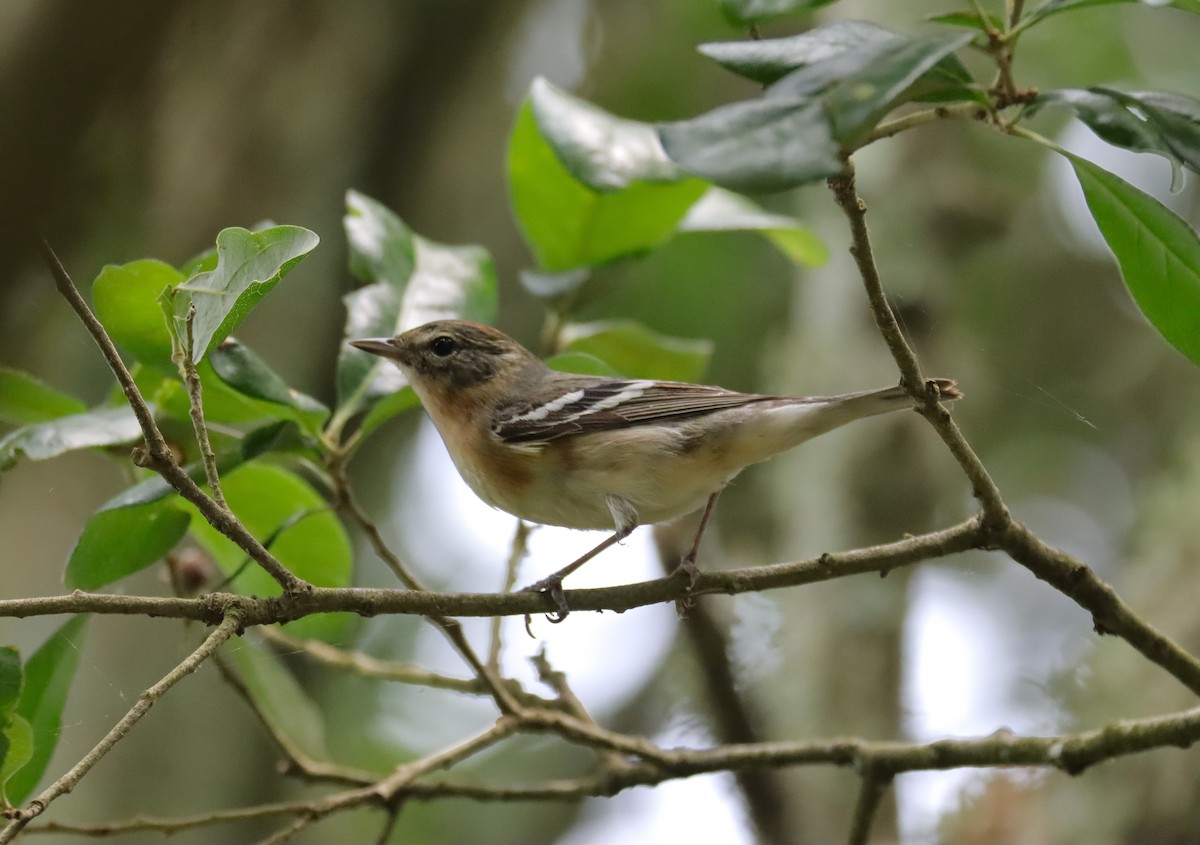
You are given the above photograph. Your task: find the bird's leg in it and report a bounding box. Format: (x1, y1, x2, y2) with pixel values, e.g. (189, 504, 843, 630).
(674, 492, 719, 615)
(521, 495, 638, 622)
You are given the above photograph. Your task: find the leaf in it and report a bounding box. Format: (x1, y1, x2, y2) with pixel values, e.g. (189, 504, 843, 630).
(699, 21, 974, 92)
(545, 351, 624, 377)
(97, 420, 308, 512)
(927, 10, 1006, 30)
(334, 192, 497, 436)
(1035, 88, 1200, 175)
(66, 499, 190, 590)
(508, 95, 708, 270)
(677, 187, 829, 265)
(5, 616, 88, 805)
(1068, 153, 1200, 367)
(718, 0, 841, 25)
(528, 77, 682, 191)
(778, 31, 977, 143)
(658, 96, 844, 193)
(665, 30, 976, 190)
(0, 647, 19, 716)
(560, 320, 714, 382)
(209, 339, 330, 435)
(186, 461, 352, 640)
(226, 634, 329, 762)
(169, 226, 320, 362)
(0, 406, 143, 470)
(519, 268, 592, 299)
(1, 715, 33, 804)
(0, 369, 86, 426)
(1019, 0, 1200, 31)
(92, 259, 183, 371)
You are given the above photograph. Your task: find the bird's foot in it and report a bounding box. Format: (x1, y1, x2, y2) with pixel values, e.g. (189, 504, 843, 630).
(672, 555, 701, 618)
(520, 574, 571, 623)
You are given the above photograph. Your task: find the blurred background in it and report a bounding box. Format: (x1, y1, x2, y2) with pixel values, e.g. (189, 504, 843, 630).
(2, 0, 1199, 842)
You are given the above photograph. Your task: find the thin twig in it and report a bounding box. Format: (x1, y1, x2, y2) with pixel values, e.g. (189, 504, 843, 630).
(39, 242, 309, 595)
(857, 102, 987, 148)
(180, 302, 226, 509)
(488, 521, 531, 672)
(329, 459, 523, 714)
(0, 613, 242, 842)
(846, 767, 893, 845)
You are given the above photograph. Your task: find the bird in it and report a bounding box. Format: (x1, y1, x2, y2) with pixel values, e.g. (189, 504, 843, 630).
(351, 320, 960, 619)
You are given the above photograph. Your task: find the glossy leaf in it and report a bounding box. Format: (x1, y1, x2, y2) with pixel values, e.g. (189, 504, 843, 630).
(65, 499, 190, 590)
(209, 339, 330, 435)
(1, 715, 32, 804)
(927, 10, 1006, 29)
(677, 187, 829, 265)
(97, 420, 308, 512)
(528, 77, 681, 191)
(5, 615, 88, 805)
(719, 0, 840, 25)
(0, 648, 18, 715)
(1036, 88, 1200, 174)
(509, 97, 708, 270)
(168, 226, 319, 362)
(1019, 0, 1200, 31)
(0, 406, 143, 470)
(92, 259, 183, 371)
(226, 635, 330, 762)
(700, 21, 974, 92)
(0, 368, 86, 426)
(335, 191, 497, 436)
(519, 267, 592, 299)
(779, 31, 976, 143)
(1068, 153, 1200, 367)
(186, 461, 352, 640)
(561, 320, 714, 383)
(659, 96, 844, 192)
(545, 351, 624, 377)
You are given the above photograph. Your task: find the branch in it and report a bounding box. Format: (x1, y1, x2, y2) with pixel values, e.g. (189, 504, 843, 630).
(0, 518, 982, 624)
(0, 613, 242, 842)
(40, 242, 309, 595)
(846, 767, 892, 845)
(827, 168, 1200, 699)
(178, 302, 226, 509)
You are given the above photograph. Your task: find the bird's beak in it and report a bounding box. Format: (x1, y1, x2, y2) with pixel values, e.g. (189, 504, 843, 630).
(349, 337, 401, 359)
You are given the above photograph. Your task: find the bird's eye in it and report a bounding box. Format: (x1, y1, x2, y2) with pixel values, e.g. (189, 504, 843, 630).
(430, 335, 457, 357)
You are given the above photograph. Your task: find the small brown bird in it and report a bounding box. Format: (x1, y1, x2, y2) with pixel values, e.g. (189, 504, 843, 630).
(352, 320, 959, 618)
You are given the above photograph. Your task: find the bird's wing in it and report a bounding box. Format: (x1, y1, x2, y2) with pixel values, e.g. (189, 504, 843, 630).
(492, 377, 777, 444)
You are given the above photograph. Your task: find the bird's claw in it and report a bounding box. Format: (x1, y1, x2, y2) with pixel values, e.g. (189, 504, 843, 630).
(673, 555, 701, 618)
(520, 575, 572, 623)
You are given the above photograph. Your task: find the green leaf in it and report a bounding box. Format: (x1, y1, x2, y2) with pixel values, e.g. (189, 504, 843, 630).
(186, 461, 352, 640)
(773, 31, 976, 143)
(519, 268, 592, 299)
(168, 226, 319, 362)
(718, 0, 840, 25)
(677, 187, 829, 265)
(0, 369, 86, 426)
(334, 192, 497, 436)
(927, 10, 1006, 30)
(658, 97, 844, 193)
(0, 647, 19, 715)
(0, 406, 143, 470)
(528, 77, 682, 191)
(699, 21, 975, 92)
(1035, 88, 1200, 175)
(1, 715, 33, 804)
(1019, 0, 1200, 32)
(97, 420, 308, 512)
(5, 616, 88, 805)
(66, 499, 190, 590)
(226, 634, 329, 762)
(92, 259, 183, 371)
(1068, 153, 1200, 367)
(508, 94, 708, 269)
(561, 320, 714, 382)
(545, 351, 624, 377)
(209, 340, 330, 435)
